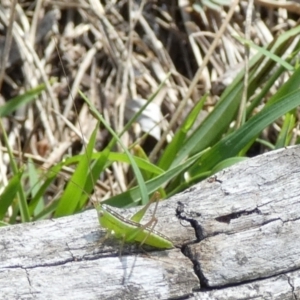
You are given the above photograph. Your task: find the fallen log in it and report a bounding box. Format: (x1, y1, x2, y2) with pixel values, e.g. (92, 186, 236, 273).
(1, 145, 300, 299)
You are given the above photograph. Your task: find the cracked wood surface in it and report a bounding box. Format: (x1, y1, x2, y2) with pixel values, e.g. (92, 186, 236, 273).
(1, 145, 300, 299)
(0, 209, 198, 299)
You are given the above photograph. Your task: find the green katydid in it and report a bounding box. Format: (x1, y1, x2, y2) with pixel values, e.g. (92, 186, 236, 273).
(77, 90, 174, 250)
(93, 192, 174, 250)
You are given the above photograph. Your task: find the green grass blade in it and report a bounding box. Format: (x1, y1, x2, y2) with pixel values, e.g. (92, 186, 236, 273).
(32, 200, 58, 221)
(132, 145, 153, 180)
(158, 93, 208, 170)
(28, 163, 63, 212)
(103, 148, 209, 207)
(193, 85, 300, 174)
(78, 147, 111, 208)
(0, 221, 9, 227)
(0, 119, 30, 222)
(55, 121, 100, 217)
(275, 111, 296, 148)
(234, 36, 294, 71)
(63, 152, 164, 176)
(79, 90, 149, 205)
(246, 64, 287, 116)
(210, 157, 249, 174)
(169, 77, 243, 168)
(0, 82, 46, 117)
(0, 170, 23, 221)
(27, 158, 45, 216)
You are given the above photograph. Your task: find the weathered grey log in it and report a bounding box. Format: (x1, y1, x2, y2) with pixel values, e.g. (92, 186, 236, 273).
(1, 145, 300, 299)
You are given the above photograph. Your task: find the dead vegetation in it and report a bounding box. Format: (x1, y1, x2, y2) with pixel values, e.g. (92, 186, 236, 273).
(0, 0, 299, 206)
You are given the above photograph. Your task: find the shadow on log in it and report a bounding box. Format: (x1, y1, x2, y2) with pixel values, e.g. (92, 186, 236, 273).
(1, 146, 300, 299)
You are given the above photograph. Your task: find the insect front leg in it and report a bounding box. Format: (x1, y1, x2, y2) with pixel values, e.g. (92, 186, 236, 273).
(96, 230, 111, 248)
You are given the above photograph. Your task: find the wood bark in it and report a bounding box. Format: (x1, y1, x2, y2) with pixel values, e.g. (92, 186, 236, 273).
(1, 145, 300, 299)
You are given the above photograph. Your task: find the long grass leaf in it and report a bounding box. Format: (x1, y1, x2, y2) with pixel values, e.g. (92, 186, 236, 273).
(0, 119, 30, 222)
(0, 83, 46, 117)
(0, 170, 23, 220)
(104, 148, 209, 207)
(158, 93, 208, 170)
(79, 90, 149, 205)
(55, 122, 99, 217)
(193, 85, 300, 174)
